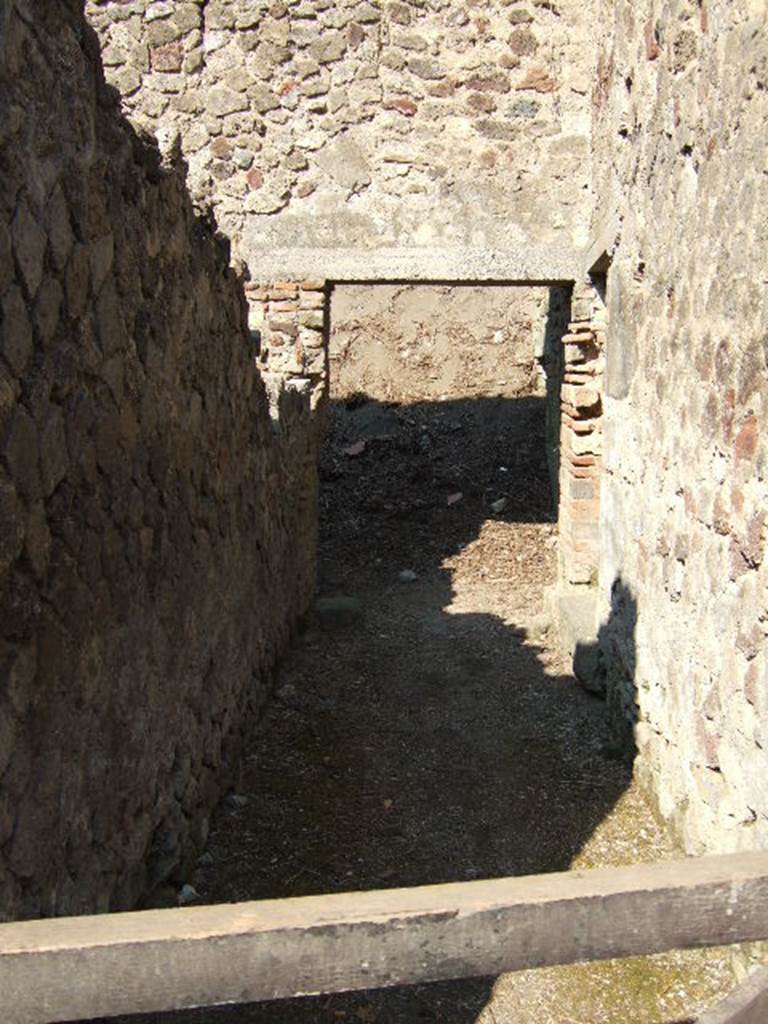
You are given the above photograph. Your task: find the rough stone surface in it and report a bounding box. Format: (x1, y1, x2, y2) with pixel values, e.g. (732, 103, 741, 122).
(85, 0, 596, 262)
(590, 0, 768, 854)
(0, 0, 321, 920)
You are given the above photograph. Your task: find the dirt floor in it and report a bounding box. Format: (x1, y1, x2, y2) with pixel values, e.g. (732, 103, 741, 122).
(88, 380, 737, 1024)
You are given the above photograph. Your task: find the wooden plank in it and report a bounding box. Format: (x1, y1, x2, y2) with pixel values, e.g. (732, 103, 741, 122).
(697, 964, 768, 1024)
(1, 852, 768, 1024)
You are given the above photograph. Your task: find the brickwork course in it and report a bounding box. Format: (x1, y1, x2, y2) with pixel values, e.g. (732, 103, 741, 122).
(0, 0, 766, 922)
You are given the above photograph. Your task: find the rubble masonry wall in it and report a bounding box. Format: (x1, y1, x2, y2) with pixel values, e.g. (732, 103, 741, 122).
(591, 0, 768, 853)
(0, 0, 321, 919)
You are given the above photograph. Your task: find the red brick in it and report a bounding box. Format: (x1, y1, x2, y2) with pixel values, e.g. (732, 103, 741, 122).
(515, 66, 558, 92)
(467, 92, 496, 114)
(151, 43, 183, 73)
(744, 510, 765, 566)
(744, 661, 759, 706)
(721, 387, 735, 443)
(729, 536, 751, 580)
(464, 72, 511, 94)
(645, 18, 660, 60)
(568, 499, 600, 523)
(428, 80, 456, 98)
(383, 97, 418, 116)
(734, 415, 759, 461)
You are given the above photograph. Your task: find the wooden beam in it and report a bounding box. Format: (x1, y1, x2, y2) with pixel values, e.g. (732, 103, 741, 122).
(698, 965, 768, 1024)
(1, 852, 768, 1024)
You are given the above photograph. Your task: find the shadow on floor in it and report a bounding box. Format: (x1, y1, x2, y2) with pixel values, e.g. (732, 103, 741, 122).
(82, 394, 638, 1024)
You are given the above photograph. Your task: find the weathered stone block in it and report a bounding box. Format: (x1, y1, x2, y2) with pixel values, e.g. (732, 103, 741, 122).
(407, 57, 446, 80)
(0, 478, 24, 575)
(1, 284, 33, 376)
(308, 32, 347, 64)
(151, 42, 183, 72)
(11, 199, 46, 299)
(46, 187, 74, 273)
(207, 87, 249, 116)
(33, 277, 63, 349)
(3, 406, 41, 502)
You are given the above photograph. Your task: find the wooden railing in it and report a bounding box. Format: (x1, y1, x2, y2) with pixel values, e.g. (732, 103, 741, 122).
(1, 852, 767, 1024)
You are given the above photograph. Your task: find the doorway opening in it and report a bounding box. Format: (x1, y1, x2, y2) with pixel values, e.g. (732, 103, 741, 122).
(322, 282, 570, 596)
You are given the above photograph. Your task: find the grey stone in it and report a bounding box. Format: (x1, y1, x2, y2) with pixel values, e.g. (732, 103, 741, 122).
(476, 119, 518, 141)
(245, 246, 580, 285)
(146, 2, 174, 21)
(33, 276, 63, 349)
(393, 33, 428, 52)
(177, 883, 200, 904)
(24, 501, 50, 580)
(207, 88, 249, 116)
(312, 135, 371, 192)
(0, 478, 24, 575)
(95, 276, 128, 355)
(0, 221, 12, 295)
(90, 235, 115, 296)
(511, 98, 539, 118)
(224, 794, 249, 809)
(3, 406, 41, 501)
(314, 595, 363, 627)
(407, 58, 447, 80)
(46, 187, 74, 272)
(0, 644, 36, 718)
(308, 32, 347, 64)
(11, 199, 46, 299)
(232, 148, 254, 169)
(355, 3, 381, 23)
(248, 84, 280, 113)
(40, 407, 69, 497)
(298, 310, 323, 329)
(1, 284, 33, 376)
(573, 640, 606, 696)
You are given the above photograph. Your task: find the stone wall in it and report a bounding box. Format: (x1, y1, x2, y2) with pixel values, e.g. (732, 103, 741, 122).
(590, 0, 768, 853)
(85, 0, 595, 257)
(247, 277, 329, 413)
(556, 279, 605, 589)
(0, 0, 320, 920)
